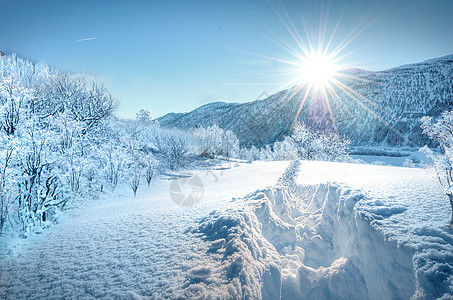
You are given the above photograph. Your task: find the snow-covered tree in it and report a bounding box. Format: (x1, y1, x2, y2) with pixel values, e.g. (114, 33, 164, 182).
(290, 122, 316, 160)
(316, 132, 351, 161)
(239, 145, 260, 161)
(289, 121, 350, 161)
(16, 118, 63, 231)
(0, 77, 32, 135)
(153, 132, 189, 170)
(0, 53, 202, 235)
(129, 163, 141, 197)
(223, 129, 240, 159)
(37, 73, 117, 134)
(0, 134, 15, 234)
(259, 145, 273, 161)
(143, 154, 156, 187)
(136, 109, 151, 124)
(421, 110, 453, 227)
(272, 137, 298, 160)
(192, 126, 209, 156)
(193, 125, 239, 159)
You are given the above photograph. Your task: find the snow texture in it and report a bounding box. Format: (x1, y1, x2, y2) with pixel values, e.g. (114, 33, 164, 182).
(1, 160, 453, 299)
(0, 161, 289, 299)
(190, 160, 453, 299)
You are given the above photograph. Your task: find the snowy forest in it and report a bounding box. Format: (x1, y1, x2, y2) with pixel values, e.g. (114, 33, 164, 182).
(0, 54, 353, 236)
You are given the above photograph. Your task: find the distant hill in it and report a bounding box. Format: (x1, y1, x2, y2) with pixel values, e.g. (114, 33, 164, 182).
(157, 55, 453, 148)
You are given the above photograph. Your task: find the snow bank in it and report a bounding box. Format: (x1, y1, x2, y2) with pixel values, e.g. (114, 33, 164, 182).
(191, 160, 453, 299)
(190, 212, 282, 299)
(279, 183, 415, 300)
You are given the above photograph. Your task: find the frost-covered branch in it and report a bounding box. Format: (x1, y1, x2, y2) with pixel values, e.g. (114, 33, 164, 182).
(421, 109, 453, 227)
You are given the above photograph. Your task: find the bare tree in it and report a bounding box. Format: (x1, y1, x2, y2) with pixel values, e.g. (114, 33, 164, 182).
(153, 133, 188, 170)
(37, 73, 117, 134)
(145, 161, 155, 187)
(0, 142, 14, 234)
(129, 167, 141, 197)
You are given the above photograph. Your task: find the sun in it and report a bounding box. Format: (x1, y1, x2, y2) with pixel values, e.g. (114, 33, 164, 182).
(298, 52, 337, 89)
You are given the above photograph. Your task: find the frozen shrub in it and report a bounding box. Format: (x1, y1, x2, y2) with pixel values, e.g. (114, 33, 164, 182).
(421, 110, 453, 227)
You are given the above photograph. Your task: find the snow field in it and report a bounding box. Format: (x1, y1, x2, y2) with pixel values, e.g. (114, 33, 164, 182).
(0, 161, 290, 300)
(192, 160, 453, 299)
(1, 160, 452, 299)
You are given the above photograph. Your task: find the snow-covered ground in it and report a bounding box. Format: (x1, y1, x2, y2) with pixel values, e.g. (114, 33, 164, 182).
(186, 161, 453, 299)
(292, 161, 453, 299)
(0, 161, 290, 299)
(1, 160, 452, 299)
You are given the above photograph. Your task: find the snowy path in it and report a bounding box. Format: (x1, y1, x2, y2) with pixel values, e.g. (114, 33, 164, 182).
(0, 161, 290, 300)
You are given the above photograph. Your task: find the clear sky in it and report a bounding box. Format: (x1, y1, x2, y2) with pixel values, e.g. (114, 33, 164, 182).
(1, 0, 452, 119)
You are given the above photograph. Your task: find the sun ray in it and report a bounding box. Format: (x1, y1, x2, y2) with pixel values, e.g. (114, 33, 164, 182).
(320, 85, 337, 133)
(331, 38, 383, 66)
(225, 47, 303, 67)
(290, 84, 312, 132)
(328, 78, 405, 141)
(317, 2, 329, 52)
(236, 1, 410, 145)
(324, 81, 355, 122)
(263, 31, 308, 62)
(322, 5, 347, 56)
(269, 1, 310, 57)
(331, 78, 387, 114)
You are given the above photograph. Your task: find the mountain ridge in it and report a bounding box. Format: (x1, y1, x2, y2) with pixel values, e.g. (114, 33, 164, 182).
(157, 55, 453, 148)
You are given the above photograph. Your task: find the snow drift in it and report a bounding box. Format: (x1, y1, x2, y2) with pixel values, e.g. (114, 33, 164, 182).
(190, 161, 453, 299)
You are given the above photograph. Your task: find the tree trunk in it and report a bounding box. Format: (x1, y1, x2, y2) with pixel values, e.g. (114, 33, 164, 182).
(449, 194, 453, 229)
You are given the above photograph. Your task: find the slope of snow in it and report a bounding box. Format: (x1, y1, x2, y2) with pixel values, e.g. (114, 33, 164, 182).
(2, 160, 452, 299)
(294, 161, 453, 299)
(191, 161, 453, 299)
(0, 161, 290, 299)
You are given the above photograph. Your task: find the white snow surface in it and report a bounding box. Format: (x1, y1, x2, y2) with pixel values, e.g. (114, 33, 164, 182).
(191, 161, 453, 299)
(0, 161, 290, 299)
(2, 160, 453, 299)
(293, 161, 453, 299)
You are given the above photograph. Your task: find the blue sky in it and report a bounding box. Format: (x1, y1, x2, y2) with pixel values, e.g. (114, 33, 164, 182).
(1, 0, 452, 119)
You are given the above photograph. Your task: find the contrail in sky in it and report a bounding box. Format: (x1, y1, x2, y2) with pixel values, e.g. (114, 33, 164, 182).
(73, 37, 98, 43)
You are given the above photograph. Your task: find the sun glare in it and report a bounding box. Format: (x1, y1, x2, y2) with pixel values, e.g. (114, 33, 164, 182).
(299, 52, 337, 89)
(254, 3, 405, 142)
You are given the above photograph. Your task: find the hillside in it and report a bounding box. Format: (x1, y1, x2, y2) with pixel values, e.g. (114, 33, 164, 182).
(157, 55, 453, 148)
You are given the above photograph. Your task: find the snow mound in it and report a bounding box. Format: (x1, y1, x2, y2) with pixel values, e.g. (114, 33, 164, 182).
(188, 211, 282, 299)
(190, 160, 453, 299)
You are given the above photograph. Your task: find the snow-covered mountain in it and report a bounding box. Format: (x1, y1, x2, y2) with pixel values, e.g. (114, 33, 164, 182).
(158, 55, 453, 147)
